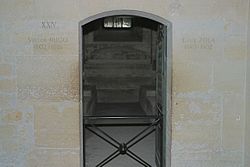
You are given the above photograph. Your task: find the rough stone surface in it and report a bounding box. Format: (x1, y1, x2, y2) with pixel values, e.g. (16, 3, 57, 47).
(0, 0, 249, 167)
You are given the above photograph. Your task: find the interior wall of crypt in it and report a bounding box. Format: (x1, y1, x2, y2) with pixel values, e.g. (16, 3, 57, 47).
(0, 0, 250, 167)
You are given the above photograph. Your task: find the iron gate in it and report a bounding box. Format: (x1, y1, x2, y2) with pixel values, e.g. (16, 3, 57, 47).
(83, 114, 162, 167)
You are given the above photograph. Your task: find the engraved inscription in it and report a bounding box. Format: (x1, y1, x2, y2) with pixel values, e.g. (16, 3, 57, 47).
(28, 35, 69, 51)
(182, 36, 215, 50)
(42, 21, 56, 29)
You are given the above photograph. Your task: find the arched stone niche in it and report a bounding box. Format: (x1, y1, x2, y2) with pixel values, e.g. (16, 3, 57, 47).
(79, 9, 172, 167)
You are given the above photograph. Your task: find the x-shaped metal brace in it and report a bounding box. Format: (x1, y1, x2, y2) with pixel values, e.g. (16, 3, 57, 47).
(86, 118, 161, 167)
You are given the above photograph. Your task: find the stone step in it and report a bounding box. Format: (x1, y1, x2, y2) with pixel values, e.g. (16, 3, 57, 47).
(97, 88, 139, 103)
(85, 76, 155, 89)
(85, 70, 154, 77)
(84, 61, 153, 70)
(86, 46, 149, 60)
(84, 61, 154, 77)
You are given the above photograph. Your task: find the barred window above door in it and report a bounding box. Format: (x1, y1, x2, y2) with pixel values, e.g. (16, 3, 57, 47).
(104, 16, 132, 28)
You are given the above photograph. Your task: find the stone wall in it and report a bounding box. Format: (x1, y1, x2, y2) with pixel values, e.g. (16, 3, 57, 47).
(0, 1, 80, 166)
(245, 1, 250, 166)
(170, 1, 248, 167)
(0, 0, 249, 167)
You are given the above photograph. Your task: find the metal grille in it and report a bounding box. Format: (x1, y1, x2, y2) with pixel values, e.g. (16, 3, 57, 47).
(83, 115, 162, 167)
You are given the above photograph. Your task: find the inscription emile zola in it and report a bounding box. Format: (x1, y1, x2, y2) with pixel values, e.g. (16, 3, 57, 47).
(182, 36, 215, 50)
(28, 21, 69, 50)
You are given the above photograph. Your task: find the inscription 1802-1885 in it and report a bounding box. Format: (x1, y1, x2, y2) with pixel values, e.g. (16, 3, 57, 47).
(28, 36, 69, 50)
(26, 21, 72, 52)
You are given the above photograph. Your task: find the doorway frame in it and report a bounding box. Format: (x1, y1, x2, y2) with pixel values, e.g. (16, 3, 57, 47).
(79, 10, 172, 167)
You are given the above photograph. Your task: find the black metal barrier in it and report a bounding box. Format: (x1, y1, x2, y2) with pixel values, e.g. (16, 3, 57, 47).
(83, 115, 162, 167)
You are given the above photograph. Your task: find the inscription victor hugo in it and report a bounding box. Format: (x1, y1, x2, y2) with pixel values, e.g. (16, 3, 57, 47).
(28, 36, 69, 50)
(182, 36, 215, 50)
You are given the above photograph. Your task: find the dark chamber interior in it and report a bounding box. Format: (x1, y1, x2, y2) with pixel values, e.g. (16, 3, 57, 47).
(83, 16, 159, 117)
(82, 16, 161, 167)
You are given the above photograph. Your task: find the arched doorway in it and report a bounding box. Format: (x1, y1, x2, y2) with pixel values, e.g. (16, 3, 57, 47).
(79, 10, 172, 167)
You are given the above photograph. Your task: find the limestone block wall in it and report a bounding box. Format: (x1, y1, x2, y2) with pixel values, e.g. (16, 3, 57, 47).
(246, 70, 250, 165)
(0, 0, 249, 167)
(170, 0, 248, 166)
(0, 1, 80, 167)
(245, 1, 250, 166)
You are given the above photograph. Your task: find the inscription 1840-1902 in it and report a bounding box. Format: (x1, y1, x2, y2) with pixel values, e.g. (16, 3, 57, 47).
(182, 36, 215, 50)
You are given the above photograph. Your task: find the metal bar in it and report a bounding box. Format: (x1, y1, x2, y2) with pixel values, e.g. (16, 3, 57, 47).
(86, 127, 118, 149)
(126, 151, 151, 167)
(156, 105, 163, 115)
(96, 150, 119, 167)
(126, 118, 160, 145)
(97, 151, 120, 167)
(85, 123, 153, 127)
(128, 128, 156, 149)
(84, 115, 157, 120)
(91, 124, 120, 146)
(83, 116, 86, 167)
(84, 115, 162, 167)
(127, 150, 152, 167)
